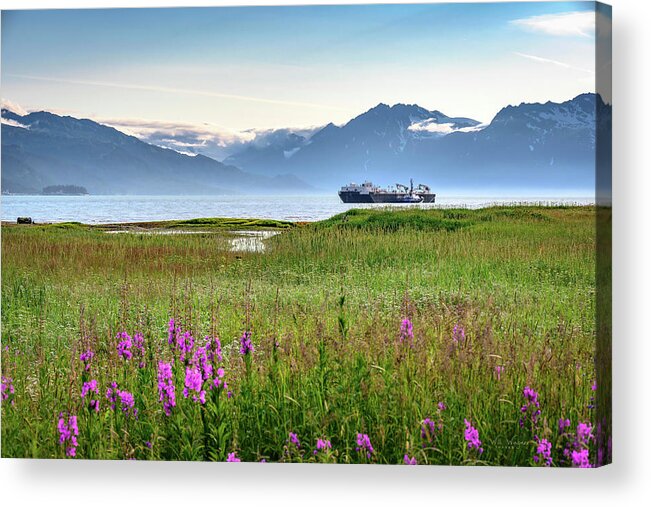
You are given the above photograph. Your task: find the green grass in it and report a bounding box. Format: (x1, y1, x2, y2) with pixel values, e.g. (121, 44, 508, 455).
(0, 206, 601, 465)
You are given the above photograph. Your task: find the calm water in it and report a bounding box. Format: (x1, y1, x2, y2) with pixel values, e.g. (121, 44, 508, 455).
(0, 194, 595, 224)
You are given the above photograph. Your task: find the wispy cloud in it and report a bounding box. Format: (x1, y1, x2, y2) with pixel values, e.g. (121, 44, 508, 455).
(408, 121, 456, 135)
(1, 97, 28, 116)
(7, 74, 350, 112)
(97, 116, 322, 161)
(513, 52, 594, 74)
(510, 11, 595, 38)
(407, 119, 486, 136)
(1, 118, 29, 129)
(98, 117, 255, 160)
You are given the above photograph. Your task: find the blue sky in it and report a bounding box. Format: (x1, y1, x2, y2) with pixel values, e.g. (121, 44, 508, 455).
(1, 2, 604, 136)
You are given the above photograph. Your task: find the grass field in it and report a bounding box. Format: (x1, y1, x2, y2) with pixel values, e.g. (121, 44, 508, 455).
(0, 206, 603, 465)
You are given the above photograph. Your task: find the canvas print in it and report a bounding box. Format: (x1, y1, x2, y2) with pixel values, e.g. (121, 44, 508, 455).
(0, 1, 611, 466)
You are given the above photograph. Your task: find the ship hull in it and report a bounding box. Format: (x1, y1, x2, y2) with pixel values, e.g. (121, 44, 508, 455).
(371, 193, 436, 203)
(338, 191, 374, 203)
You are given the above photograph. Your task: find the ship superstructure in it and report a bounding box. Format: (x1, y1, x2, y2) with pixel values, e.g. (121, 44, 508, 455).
(338, 179, 436, 204)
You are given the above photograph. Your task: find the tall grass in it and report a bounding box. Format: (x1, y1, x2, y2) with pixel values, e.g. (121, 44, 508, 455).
(1, 206, 601, 465)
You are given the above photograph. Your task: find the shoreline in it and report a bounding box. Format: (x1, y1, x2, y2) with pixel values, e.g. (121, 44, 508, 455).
(0, 203, 603, 230)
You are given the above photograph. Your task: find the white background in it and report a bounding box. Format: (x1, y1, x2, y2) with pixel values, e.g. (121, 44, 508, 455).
(1, 0, 649, 505)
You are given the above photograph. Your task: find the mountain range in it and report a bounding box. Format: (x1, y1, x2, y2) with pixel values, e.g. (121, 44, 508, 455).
(226, 93, 610, 192)
(0, 109, 312, 195)
(1, 93, 610, 195)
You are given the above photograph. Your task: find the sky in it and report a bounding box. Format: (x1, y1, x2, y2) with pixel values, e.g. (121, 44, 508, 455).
(1, 2, 608, 154)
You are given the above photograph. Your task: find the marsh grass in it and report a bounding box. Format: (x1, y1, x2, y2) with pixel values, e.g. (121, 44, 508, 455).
(1, 206, 599, 464)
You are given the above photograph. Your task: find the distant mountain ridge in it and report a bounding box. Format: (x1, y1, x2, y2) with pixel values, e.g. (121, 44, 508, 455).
(0, 109, 313, 195)
(225, 93, 609, 192)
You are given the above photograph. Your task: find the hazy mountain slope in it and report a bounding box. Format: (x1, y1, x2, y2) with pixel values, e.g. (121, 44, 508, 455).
(1, 110, 313, 195)
(225, 93, 607, 191)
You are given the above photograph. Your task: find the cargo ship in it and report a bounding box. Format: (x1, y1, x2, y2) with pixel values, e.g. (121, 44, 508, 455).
(338, 179, 436, 204)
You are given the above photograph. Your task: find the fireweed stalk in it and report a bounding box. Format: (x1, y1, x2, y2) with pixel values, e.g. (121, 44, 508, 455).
(452, 324, 466, 348)
(1, 375, 15, 406)
(133, 333, 146, 368)
(79, 349, 94, 372)
(355, 433, 374, 460)
(81, 379, 100, 413)
(116, 332, 133, 360)
(533, 437, 552, 466)
(57, 413, 79, 457)
(403, 454, 417, 465)
(284, 432, 303, 461)
(570, 422, 594, 468)
(464, 419, 483, 456)
(314, 438, 332, 457)
(399, 318, 414, 347)
(239, 331, 254, 356)
(520, 386, 541, 429)
(157, 361, 176, 416)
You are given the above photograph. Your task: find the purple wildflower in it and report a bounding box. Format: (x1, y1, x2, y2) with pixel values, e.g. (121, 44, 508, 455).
(145, 441, 153, 449)
(437, 401, 447, 411)
(399, 318, 414, 346)
(133, 332, 146, 368)
(576, 422, 594, 446)
(193, 343, 213, 381)
(1, 375, 15, 405)
(178, 331, 194, 362)
(519, 386, 541, 428)
(116, 332, 133, 360)
(403, 454, 417, 465)
(183, 366, 206, 404)
(226, 452, 241, 462)
(561, 420, 594, 467)
(571, 449, 591, 468)
(106, 382, 119, 410)
(464, 419, 483, 455)
(313, 438, 332, 456)
(420, 417, 443, 446)
(534, 437, 553, 466)
(355, 433, 374, 459)
(157, 361, 176, 416)
(239, 331, 254, 356)
(118, 389, 137, 418)
(558, 418, 571, 434)
(81, 379, 100, 412)
(495, 365, 504, 381)
(206, 336, 223, 363)
(79, 349, 94, 371)
(57, 413, 79, 457)
(288, 432, 301, 449)
(452, 323, 465, 346)
(168, 318, 178, 346)
(211, 367, 229, 394)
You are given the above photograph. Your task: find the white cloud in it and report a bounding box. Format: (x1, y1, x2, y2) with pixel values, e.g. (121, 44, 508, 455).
(513, 52, 594, 74)
(1, 98, 28, 116)
(510, 11, 595, 38)
(95, 117, 255, 160)
(457, 124, 488, 133)
(408, 121, 456, 134)
(1, 117, 29, 129)
(407, 119, 486, 136)
(94, 117, 323, 161)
